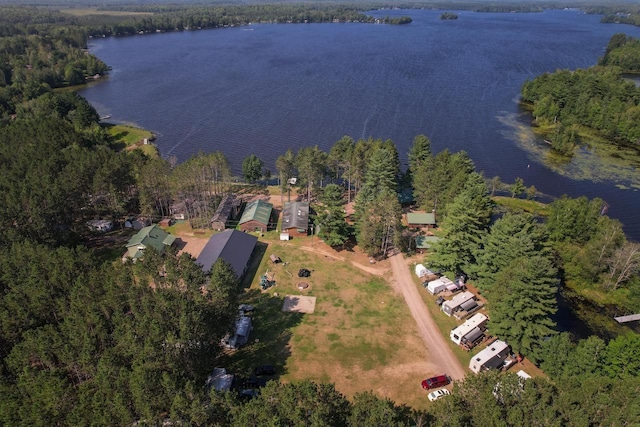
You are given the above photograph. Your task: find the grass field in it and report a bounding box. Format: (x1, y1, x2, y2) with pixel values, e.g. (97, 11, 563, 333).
(103, 123, 158, 158)
(220, 235, 434, 410)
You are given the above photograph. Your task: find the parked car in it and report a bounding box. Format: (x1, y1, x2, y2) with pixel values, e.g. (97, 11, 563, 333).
(421, 374, 450, 390)
(428, 389, 451, 402)
(254, 365, 276, 376)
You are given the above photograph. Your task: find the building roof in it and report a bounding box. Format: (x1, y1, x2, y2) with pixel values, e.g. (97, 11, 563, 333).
(125, 224, 176, 258)
(407, 212, 436, 225)
(196, 229, 258, 277)
(415, 235, 441, 249)
(210, 193, 240, 226)
(239, 199, 273, 226)
(282, 201, 309, 231)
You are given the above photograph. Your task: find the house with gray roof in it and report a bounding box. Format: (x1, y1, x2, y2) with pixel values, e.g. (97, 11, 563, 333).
(238, 199, 273, 232)
(282, 201, 309, 237)
(196, 229, 258, 279)
(124, 224, 177, 260)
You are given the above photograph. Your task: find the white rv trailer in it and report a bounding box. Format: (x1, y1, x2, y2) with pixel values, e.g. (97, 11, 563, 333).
(450, 313, 489, 345)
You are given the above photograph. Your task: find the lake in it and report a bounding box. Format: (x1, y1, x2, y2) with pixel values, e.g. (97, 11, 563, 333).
(80, 9, 640, 240)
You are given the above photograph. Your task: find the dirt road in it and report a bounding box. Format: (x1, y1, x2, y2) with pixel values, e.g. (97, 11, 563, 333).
(389, 253, 467, 381)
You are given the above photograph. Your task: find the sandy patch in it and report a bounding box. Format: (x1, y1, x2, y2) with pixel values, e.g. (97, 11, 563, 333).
(177, 235, 209, 258)
(282, 295, 316, 313)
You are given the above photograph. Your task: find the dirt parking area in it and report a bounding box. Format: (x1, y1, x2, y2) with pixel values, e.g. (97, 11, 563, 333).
(177, 235, 209, 258)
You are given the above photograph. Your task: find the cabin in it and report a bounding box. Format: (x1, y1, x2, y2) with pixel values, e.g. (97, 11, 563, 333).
(407, 212, 437, 230)
(196, 229, 257, 279)
(210, 194, 241, 231)
(415, 235, 441, 250)
(123, 224, 176, 261)
(238, 199, 273, 232)
(469, 340, 511, 373)
(441, 291, 476, 316)
(281, 201, 309, 236)
(450, 313, 488, 345)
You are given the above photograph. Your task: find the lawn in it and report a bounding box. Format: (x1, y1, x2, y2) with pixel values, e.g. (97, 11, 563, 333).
(103, 123, 158, 158)
(221, 236, 434, 410)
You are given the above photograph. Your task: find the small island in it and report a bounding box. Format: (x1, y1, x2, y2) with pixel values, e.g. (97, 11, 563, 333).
(440, 12, 459, 20)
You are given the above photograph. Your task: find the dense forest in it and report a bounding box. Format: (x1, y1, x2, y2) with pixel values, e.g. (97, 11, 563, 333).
(1, 3, 640, 425)
(521, 33, 640, 155)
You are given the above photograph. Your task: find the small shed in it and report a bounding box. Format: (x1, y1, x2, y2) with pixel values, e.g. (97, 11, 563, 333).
(270, 254, 281, 264)
(280, 232, 290, 241)
(415, 263, 428, 278)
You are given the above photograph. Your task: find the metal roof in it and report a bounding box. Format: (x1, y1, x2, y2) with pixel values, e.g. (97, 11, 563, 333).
(407, 212, 436, 225)
(282, 201, 309, 230)
(196, 229, 257, 277)
(125, 224, 175, 254)
(239, 199, 273, 226)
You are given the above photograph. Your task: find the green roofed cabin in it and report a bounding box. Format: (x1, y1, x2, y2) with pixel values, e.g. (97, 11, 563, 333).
(407, 212, 437, 230)
(124, 224, 177, 260)
(415, 235, 441, 249)
(239, 199, 273, 232)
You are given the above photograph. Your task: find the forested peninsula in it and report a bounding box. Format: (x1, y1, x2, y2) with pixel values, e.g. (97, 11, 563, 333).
(521, 33, 640, 155)
(1, 3, 640, 426)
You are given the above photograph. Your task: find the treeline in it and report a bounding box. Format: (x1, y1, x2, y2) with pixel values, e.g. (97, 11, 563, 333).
(83, 5, 411, 37)
(521, 34, 640, 155)
(0, 241, 241, 425)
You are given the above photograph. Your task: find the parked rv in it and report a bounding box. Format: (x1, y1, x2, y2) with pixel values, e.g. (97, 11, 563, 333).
(469, 340, 511, 374)
(450, 313, 489, 345)
(441, 291, 476, 316)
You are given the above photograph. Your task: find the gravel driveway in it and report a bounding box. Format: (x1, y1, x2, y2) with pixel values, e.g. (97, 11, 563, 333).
(389, 253, 466, 381)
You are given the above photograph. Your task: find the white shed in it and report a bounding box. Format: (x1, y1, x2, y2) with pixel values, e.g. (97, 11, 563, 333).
(415, 263, 428, 278)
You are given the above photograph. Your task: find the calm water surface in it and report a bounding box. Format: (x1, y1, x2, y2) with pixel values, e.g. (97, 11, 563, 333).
(80, 9, 640, 240)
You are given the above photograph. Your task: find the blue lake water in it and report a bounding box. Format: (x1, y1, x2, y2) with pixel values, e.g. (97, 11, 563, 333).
(80, 9, 640, 240)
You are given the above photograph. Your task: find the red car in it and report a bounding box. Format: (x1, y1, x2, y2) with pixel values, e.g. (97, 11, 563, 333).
(421, 374, 450, 390)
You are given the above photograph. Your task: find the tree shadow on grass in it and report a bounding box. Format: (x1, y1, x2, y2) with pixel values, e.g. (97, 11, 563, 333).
(218, 288, 303, 385)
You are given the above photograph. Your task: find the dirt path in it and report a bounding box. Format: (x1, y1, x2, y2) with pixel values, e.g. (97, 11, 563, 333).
(389, 253, 466, 381)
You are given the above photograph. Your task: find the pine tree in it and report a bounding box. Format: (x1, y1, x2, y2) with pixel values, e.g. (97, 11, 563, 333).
(316, 184, 350, 248)
(475, 212, 549, 292)
(428, 172, 492, 275)
(488, 255, 558, 360)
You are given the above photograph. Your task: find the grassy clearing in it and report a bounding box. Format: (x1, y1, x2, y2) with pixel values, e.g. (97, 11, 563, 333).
(492, 196, 550, 217)
(103, 123, 158, 158)
(222, 237, 433, 410)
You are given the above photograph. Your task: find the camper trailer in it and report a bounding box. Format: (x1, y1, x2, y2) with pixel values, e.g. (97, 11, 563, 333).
(426, 276, 454, 295)
(469, 340, 511, 373)
(441, 291, 476, 316)
(223, 316, 252, 349)
(450, 313, 488, 345)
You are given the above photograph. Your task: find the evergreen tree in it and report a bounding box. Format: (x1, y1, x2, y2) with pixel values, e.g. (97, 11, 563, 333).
(489, 255, 558, 360)
(316, 184, 350, 248)
(475, 212, 549, 292)
(428, 172, 492, 275)
(242, 154, 264, 184)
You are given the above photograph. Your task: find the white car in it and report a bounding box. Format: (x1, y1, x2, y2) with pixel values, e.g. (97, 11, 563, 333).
(428, 388, 451, 402)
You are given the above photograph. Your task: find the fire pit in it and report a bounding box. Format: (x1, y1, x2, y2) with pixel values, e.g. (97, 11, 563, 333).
(297, 282, 310, 290)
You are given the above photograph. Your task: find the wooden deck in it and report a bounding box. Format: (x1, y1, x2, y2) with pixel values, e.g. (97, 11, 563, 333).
(614, 314, 640, 323)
